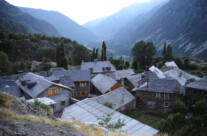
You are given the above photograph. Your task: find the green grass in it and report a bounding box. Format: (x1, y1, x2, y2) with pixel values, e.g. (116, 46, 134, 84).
(184, 70, 206, 77)
(125, 110, 168, 129)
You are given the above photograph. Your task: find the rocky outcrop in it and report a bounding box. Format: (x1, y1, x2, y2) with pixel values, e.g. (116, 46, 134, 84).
(0, 117, 85, 136)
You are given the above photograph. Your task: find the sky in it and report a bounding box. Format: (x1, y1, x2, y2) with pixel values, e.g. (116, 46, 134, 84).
(6, 0, 151, 25)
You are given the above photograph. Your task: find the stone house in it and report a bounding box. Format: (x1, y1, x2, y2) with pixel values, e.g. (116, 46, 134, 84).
(80, 59, 116, 78)
(90, 74, 127, 95)
(136, 78, 183, 112)
(16, 72, 73, 114)
(186, 77, 207, 107)
(124, 74, 142, 92)
(93, 87, 136, 112)
(47, 68, 91, 100)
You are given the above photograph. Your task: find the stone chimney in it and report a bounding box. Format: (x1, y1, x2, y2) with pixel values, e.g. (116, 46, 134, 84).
(122, 93, 124, 102)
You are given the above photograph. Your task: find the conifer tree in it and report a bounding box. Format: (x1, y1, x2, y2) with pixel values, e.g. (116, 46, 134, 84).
(56, 42, 68, 69)
(162, 42, 167, 63)
(101, 41, 107, 61)
(95, 48, 99, 59)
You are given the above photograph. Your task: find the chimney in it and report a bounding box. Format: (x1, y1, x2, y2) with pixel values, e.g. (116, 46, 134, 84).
(179, 72, 182, 77)
(94, 59, 98, 63)
(122, 93, 124, 102)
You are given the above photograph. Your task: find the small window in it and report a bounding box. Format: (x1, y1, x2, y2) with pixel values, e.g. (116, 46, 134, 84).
(85, 92, 87, 96)
(164, 102, 169, 107)
(80, 92, 83, 96)
(164, 93, 169, 99)
(74, 92, 77, 97)
(79, 82, 85, 87)
(48, 89, 53, 96)
(61, 101, 65, 106)
(156, 92, 161, 98)
(54, 88, 59, 95)
(84, 82, 87, 87)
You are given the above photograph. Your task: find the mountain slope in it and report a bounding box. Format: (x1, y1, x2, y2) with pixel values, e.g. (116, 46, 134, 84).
(19, 7, 100, 44)
(83, 0, 167, 40)
(110, 0, 207, 58)
(0, 0, 60, 36)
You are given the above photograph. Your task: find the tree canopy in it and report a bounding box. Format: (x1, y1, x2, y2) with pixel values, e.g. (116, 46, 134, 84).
(132, 40, 156, 69)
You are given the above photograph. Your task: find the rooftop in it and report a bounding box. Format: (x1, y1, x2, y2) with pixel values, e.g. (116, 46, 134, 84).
(93, 87, 135, 110)
(126, 74, 142, 87)
(114, 69, 135, 79)
(186, 79, 207, 91)
(27, 97, 57, 105)
(81, 60, 116, 73)
(149, 66, 165, 79)
(61, 98, 158, 136)
(91, 74, 117, 94)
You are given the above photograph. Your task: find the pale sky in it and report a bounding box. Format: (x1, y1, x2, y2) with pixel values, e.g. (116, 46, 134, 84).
(6, 0, 151, 25)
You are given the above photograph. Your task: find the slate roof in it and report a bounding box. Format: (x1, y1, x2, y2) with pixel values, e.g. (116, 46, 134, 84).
(126, 74, 142, 87)
(164, 67, 200, 86)
(186, 79, 207, 91)
(59, 76, 75, 88)
(91, 74, 117, 94)
(61, 98, 158, 136)
(50, 69, 90, 82)
(16, 72, 72, 98)
(114, 69, 135, 79)
(149, 66, 165, 79)
(165, 61, 178, 68)
(0, 80, 22, 97)
(138, 78, 183, 94)
(81, 60, 116, 73)
(93, 87, 135, 110)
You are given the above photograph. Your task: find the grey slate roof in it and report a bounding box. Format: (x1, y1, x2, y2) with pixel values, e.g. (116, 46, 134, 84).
(126, 74, 142, 87)
(91, 74, 117, 94)
(114, 69, 135, 79)
(50, 69, 90, 82)
(59, 76, 75, 88)
(16, 72, 72, 98)
(0, 80, 22, 97)
(81, 60, 116, 73)
(138, 78, 183, 94)
(164, 67, 200, 86)
(186, 79, 207, 91)
(93, 87, 135, 110)
(61, 98, 158, 136)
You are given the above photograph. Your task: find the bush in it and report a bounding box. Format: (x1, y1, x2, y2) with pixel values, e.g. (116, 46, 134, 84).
(194, 99, 207, 115)
(97, 112, 125, 131)
(34, 99, 50, 112)
(172, 100, 188, 114)
(103, 101, 116, 109)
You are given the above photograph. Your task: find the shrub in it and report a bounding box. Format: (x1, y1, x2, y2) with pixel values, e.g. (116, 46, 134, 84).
(34, 99, 50, 112)
(97, 112, 125, 131)
(194, 99, 207, 115)
(103, 101, 116, 109)
(172, 100, 188, 114)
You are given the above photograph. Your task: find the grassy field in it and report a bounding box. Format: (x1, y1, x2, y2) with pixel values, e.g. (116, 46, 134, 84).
(184, 70, 207, 77)
(125, 110, 168, 129)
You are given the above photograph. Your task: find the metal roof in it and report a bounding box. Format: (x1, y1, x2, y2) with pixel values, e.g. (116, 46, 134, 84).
(92, 87, 135, 110)
(81, 60, 116, 73)
(61, 98, 158, 136)
(149, 66, 165, 79)
(91, 74, 117, 94)
(27, 97, 57, 105)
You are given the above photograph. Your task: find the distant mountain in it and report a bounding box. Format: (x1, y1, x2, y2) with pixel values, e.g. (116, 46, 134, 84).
(83, 0, 167, 40)
(19, 7, 100, 44)
(0, 0, 60, 36)
(109, 0, 207, 59)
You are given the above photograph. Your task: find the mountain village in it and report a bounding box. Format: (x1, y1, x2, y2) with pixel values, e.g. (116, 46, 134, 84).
(0, 59, 206, 136)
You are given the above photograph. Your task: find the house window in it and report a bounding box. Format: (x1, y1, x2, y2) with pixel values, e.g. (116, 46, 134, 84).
(79, 82, 87, 87)
(54, 88, 59, 95)
(80, 92, 87, 97)
(48, 89, 53, 96)
(74, 92, 77, 97)
(164, 93, 169, 99)
(164, 102, 169, 107)
(156, 92, 161, 98)
(61, 101, 65, 106)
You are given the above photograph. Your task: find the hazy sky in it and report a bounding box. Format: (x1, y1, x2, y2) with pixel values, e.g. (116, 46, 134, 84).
(6, 0, 151, 25)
